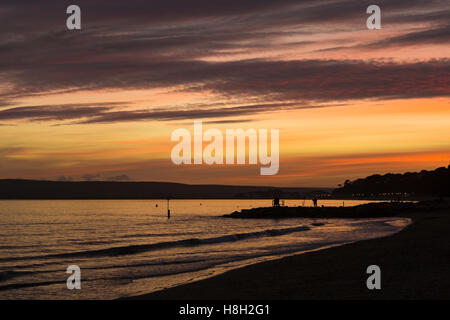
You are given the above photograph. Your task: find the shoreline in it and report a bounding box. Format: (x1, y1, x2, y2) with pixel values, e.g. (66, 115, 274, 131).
(224, 199, 444, 219)
(127, 209, 450, 299)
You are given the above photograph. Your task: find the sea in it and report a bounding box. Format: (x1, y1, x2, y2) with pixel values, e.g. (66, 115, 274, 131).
(0, 199, 411, 299)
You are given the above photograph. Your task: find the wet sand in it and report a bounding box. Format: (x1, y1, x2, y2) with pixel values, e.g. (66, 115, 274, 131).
(128, 210, 450, 299)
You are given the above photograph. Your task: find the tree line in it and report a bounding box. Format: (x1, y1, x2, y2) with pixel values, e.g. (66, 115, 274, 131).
(333, 165, 450, 197)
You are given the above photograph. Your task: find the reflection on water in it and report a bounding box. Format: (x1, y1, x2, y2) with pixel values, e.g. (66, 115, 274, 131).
(0, 199, 409, 299)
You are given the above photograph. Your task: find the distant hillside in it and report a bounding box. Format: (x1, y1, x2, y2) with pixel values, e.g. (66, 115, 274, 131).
(333, 165, 450, 198)
(0, 179, 331, 200)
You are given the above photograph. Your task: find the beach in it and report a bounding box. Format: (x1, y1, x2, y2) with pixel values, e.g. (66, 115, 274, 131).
(129, 209, 450, 300)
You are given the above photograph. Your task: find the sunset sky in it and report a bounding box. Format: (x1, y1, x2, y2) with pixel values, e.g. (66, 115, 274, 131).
(0, 0, 449, 187)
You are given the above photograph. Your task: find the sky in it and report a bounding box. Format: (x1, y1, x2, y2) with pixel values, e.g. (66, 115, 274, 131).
(0, 0, 449, 187)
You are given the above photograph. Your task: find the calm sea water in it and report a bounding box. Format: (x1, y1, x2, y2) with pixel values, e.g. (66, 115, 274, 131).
(0, 199, 410, 299)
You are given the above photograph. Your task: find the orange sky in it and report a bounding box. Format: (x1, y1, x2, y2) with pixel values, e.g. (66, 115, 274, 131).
(0, 1, 449, 187)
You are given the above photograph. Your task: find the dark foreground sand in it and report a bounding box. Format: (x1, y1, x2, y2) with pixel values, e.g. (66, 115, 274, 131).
(129, 210, 450, 300)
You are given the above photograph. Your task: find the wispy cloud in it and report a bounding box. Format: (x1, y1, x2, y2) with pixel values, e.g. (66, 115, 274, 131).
(0, 0, 448, 106)
(1, 58, 448, 124)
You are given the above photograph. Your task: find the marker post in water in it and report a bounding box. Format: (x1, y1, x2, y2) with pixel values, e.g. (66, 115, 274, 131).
(167, 198, 171, 219)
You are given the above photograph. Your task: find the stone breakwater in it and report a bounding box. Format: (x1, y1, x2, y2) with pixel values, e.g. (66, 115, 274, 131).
(224, 199, 449, 219)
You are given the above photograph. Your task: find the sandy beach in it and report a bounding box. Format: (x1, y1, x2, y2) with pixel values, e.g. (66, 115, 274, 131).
(129, 209, 450, 300)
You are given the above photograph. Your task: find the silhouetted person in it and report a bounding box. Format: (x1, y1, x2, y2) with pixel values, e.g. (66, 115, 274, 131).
(313, 197, 318, 208)
(273, 197, 280, 207)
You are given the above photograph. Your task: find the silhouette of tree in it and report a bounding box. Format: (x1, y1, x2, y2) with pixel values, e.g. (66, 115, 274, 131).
(333, 165, 450, 197)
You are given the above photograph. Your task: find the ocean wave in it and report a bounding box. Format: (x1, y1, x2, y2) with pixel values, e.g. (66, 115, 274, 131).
(0, 225, 310, 262)
(118, 231, 203, 239)
(0, 270, 32, 282)
(0, 279, 65, 291)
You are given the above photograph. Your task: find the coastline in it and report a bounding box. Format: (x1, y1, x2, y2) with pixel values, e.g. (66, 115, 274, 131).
(224, 200, 442, 219)
(126, 209, 450, 299)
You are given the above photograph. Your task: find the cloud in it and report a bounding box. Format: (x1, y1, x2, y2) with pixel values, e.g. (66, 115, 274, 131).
(0, 0, 448, 125)
(0, 101, 325, 124)
(1, 0, 446, 33)
(0, 58, 448, 124)
(0, 103, 118, 121)
(106, 174, 131, 181)
(82, 173, 101, 181)
(57, 175, 73, 181)
(321, 24, 450, 52)
(78, 102, 327, 124)
(366, 24, 450, 48)
(196, 59, 450, 101)
(0, 1, 448, 98)
(0, 147, 25, 156)
(0, 102, 136, 123)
